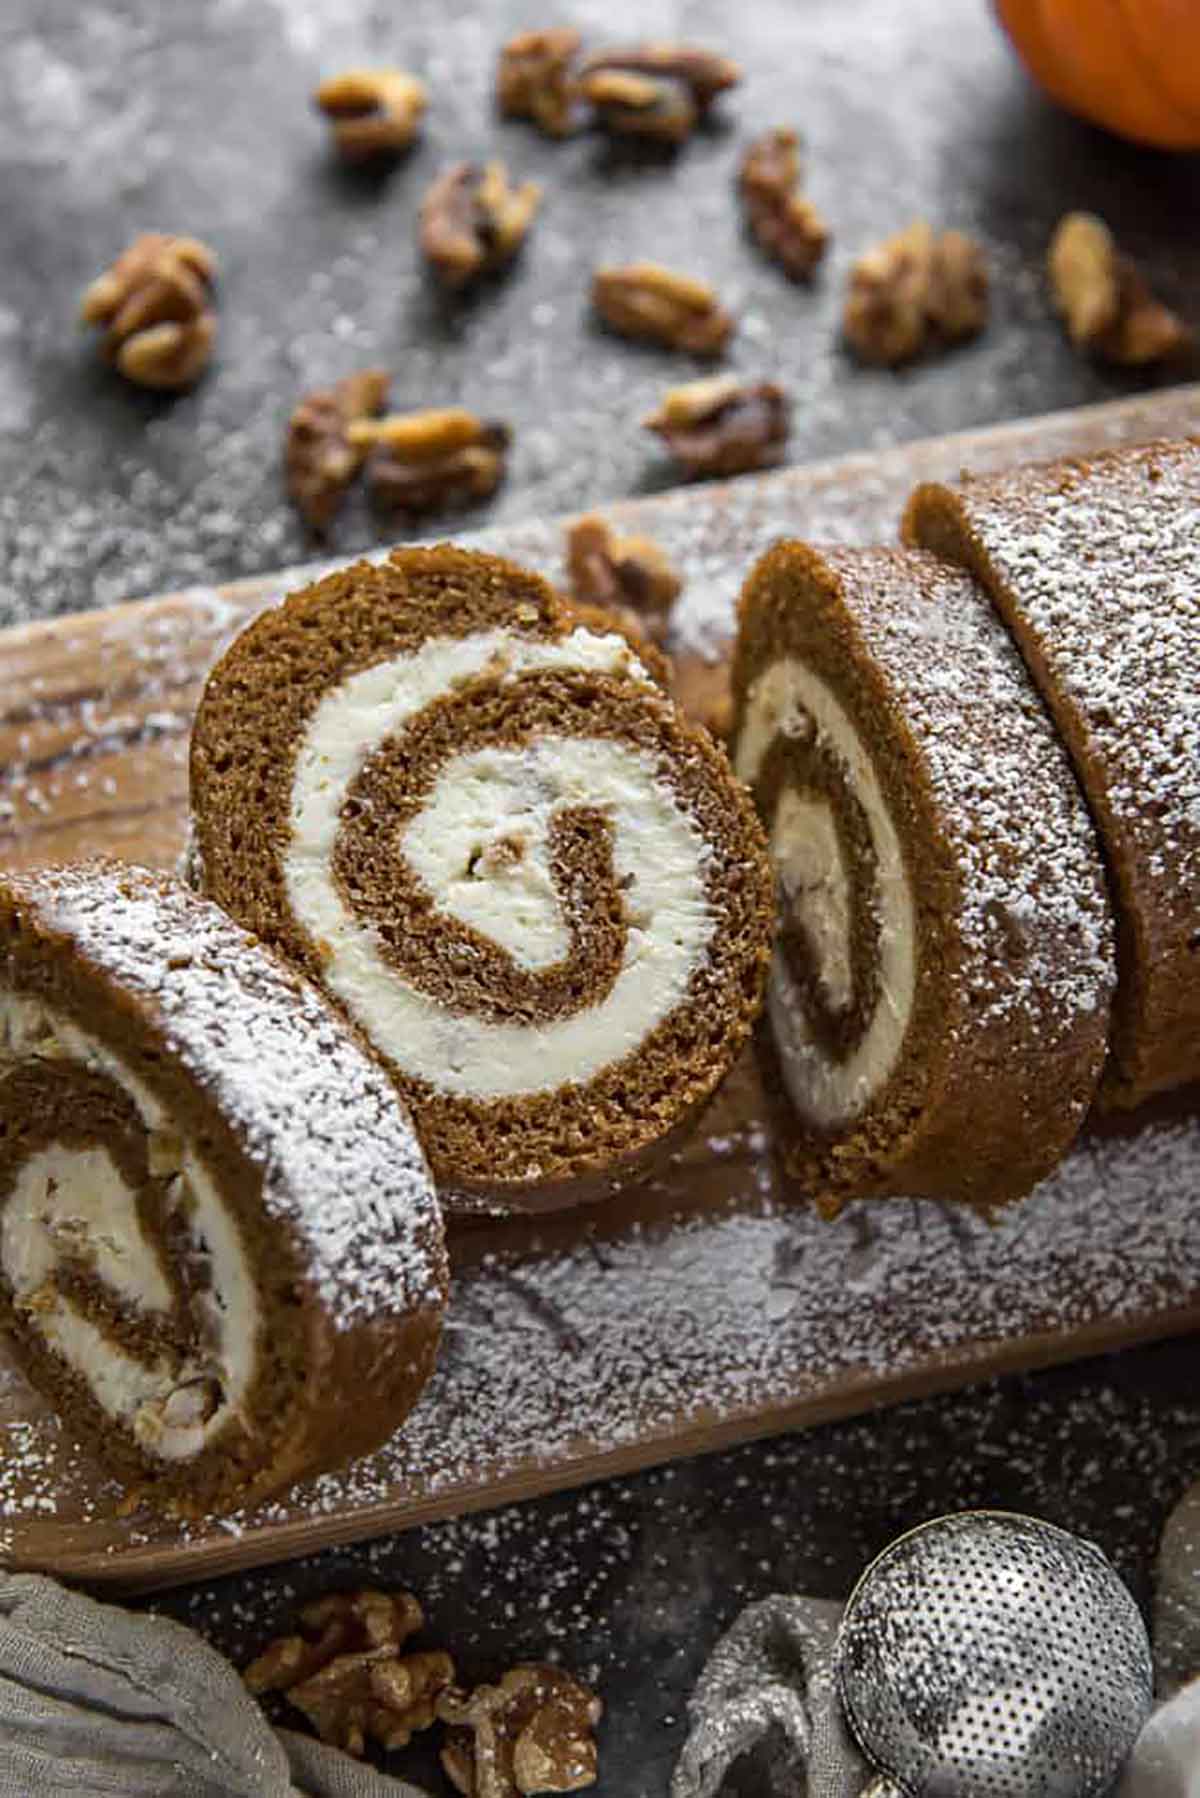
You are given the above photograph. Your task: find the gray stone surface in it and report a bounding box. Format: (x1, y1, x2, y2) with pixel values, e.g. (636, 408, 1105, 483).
(1, 2, 1198, 1794)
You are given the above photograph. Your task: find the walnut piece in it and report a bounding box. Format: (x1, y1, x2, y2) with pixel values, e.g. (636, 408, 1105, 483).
(79, 233, 217, 390)
(592, 263, 732, 355)
(1048, 211, 1190, 366)
(738, 129, 829, 280)
(314, 68, 427, 160)
(285, 368, 390, 531)
(438, 1663, 602, 1797)
(243, 1589, 453, 1758)
(578, 69, 695, 144)
(580, 42, 740, 110)
(566, 514, 681, 646)
(643, 374, 789, 478)
(843, 220, 988, 366)
(497, 29, 582, 137)
(349, 406, 510, 515)
(420, 161, 542, 287)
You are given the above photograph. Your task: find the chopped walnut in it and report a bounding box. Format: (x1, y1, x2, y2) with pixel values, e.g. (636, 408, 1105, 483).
(580, 42, 740, 111)
(643, 375, 789, 478)
(285, 368, 389, 531)
(592, 263, 732, 355)
(349, 407, 510, 515)
(738, 129, 829, 280)
(843, 220, 988, 366)
(79, 233, 217, 390)
(420, 161, 542, 287)
(314, 68, 427, 160)
(1048, 211, 1190, 366)
(566, 514, 681, 646)
(497, 29, 582, 137)
(578, 69, 695, 144)
(243, 1589, 453, 1758)
(439, 1663, 602, 1797)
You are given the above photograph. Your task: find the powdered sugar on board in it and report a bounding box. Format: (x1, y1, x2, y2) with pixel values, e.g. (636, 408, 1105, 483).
(0, 1053, 1195, 1585)
(3, 862, 445, 1328)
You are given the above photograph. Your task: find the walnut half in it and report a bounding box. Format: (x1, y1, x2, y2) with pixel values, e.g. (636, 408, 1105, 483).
(1048, 211, 1190, 366)
(315, 68, 427, 160)
(843, 220, 988, 366)
(350, 406, 511, 515)
(643, 375, 790, 478)
(738, 129, 829, 281)
(439, 1663, 603, 1797)
(566, 514, 681, 632)
(592, 263, 733, 355)
(80, 233, 217, 390)
(242, 1588, 453, 1759)
(420, 161, 542, 287)
(285, 368, 390, 531)
(497, 30, 582, 137)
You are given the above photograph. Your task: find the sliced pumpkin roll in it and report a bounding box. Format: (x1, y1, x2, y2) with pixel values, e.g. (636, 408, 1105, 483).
(189, 546, 774, 1213)
(904, 439, 1200, 1108)
(0, 862, 447, 1515)
(732, 542, 1115, 1211)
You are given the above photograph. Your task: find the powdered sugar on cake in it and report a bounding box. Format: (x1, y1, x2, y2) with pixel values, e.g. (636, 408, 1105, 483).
(11, 863, 444, 1328)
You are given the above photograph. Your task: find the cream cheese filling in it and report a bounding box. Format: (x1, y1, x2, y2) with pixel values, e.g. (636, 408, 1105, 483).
(0, 995, 260, 1461)
(735, 657, 917, 1129)
(284, 630, 715, 1100)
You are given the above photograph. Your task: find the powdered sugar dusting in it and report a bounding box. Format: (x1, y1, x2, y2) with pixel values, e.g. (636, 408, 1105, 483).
(1, 862, 445, 1327)
(913, 441, 1199, 1088)
(839, 548, 1115, 1042)
(0, 1056, 1195, 1578)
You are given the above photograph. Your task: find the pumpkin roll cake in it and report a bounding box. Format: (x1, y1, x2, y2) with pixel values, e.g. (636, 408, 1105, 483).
(0, 862, 447, 1515)
(732, 542, 1115, 1211)
(905, 438, 1200, 1107)
(189, 547, 774, 1212)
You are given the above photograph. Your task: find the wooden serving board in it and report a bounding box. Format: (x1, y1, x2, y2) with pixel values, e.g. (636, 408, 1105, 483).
(0, 386, 1197, 1593)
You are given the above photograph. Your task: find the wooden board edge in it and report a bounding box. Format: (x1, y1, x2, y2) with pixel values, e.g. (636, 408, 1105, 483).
(38, 1297, 1200, 1594)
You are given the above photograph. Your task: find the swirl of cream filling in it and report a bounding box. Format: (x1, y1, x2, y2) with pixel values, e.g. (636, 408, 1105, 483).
(735, 657, 917, 1129)
(284, 629, 715, 1100)
(0, 995, 260, 1461)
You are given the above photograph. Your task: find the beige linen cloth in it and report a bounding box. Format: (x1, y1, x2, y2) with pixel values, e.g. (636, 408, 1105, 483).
(0, 1573, 429, 1796)
(2, 1484, 1200, 1796)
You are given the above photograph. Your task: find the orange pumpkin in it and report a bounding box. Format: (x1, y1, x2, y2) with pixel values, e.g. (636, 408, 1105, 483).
(995, 0, 1200, 149)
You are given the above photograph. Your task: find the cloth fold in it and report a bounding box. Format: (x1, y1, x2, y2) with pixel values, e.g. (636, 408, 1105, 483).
(0, 1574, 430, 1798)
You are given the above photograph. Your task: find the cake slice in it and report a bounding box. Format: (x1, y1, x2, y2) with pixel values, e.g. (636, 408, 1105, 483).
(904, 437, 1200, 1107)
(0, 861, 447, 1515)
(188, 546, 774, 1213)
(732, 542, 1115, 1211)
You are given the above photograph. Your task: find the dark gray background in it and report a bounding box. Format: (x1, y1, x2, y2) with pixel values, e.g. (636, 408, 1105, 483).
(1, 2, 1198, 1794)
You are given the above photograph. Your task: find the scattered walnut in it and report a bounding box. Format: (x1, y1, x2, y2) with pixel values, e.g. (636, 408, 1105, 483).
(420, 161, 542, 287)
(643, 375, 789, 478)
(592, 263, 732, 355)
(314, 68, 427, 160)
(243, 1589, 453, 1758)
(497, 29, 582, 137)
(843, 220, 988, 366)
(566, 514, 681, 647)
(738, 129, 829, 280)
(79, 233, 217, 390)
(578, 69, 695, 144)
(1048, 211, 1190, 366)
(439, 1663, 602, 1797)
(285, 368, 389, 531)
(580, 42, 740, 111)
(349, 407, 510, 514)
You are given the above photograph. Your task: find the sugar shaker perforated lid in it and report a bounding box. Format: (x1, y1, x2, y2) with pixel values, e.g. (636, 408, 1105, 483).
(834, 1510, 1153, 1798)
